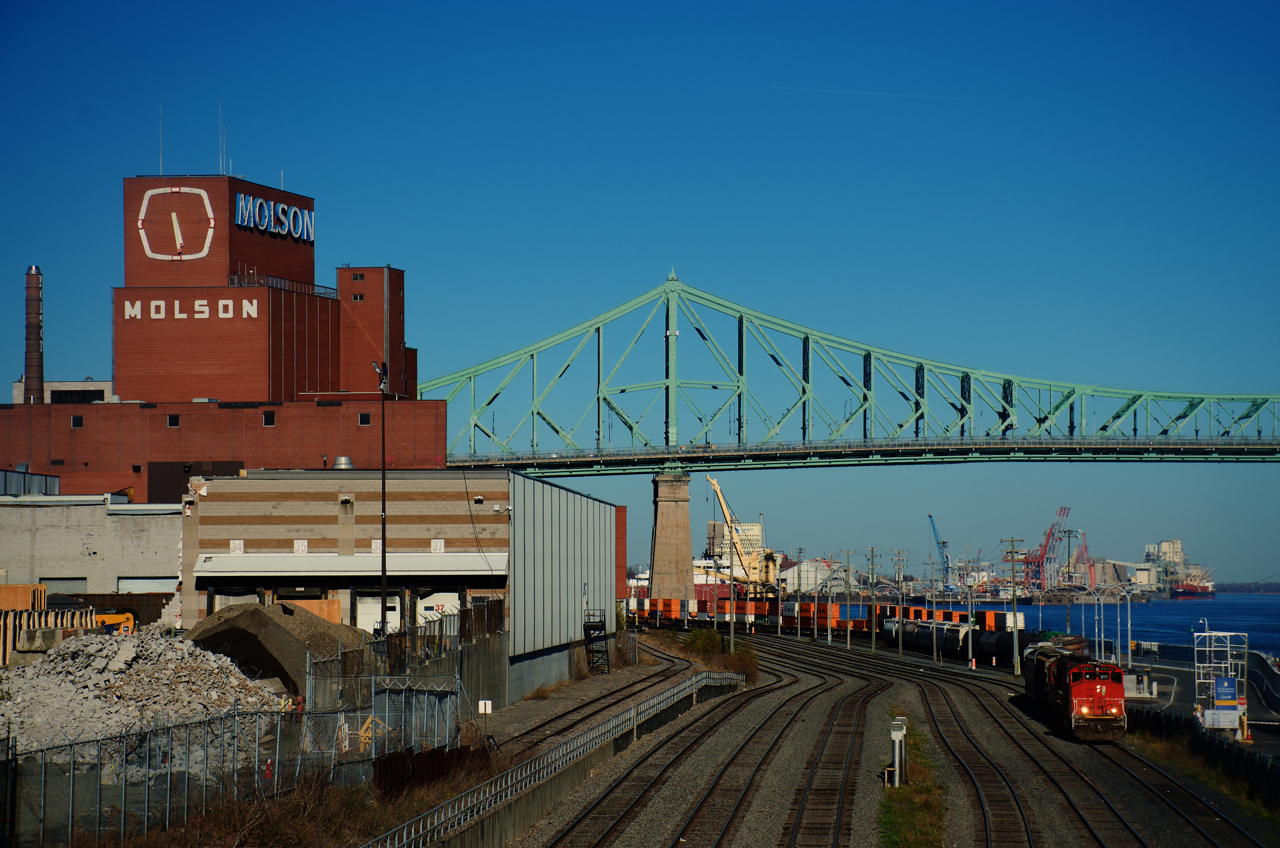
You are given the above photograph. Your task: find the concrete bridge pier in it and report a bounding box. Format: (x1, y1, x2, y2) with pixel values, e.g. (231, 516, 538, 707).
(649, 471, 693, 602)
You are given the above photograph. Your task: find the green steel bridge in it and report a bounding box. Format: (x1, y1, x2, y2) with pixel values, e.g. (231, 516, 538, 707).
(419, 273, 1280, 477)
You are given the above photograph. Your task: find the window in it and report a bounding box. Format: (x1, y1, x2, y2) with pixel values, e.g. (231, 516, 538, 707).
(51, 459, 65, 466)
(352, 273, 364, 281)
(263, 410, 276, 427)
(359, 412, 371, 426)
(71, 415, 84, 429)
(167, 414, 180, 428)
(352, 294, 364, 302)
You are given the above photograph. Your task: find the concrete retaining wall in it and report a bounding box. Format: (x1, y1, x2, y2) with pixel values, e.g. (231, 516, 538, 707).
(439, 741, 614, 848)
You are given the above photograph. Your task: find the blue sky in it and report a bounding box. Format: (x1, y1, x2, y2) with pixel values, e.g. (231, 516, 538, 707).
(2, 3, 1277, 580)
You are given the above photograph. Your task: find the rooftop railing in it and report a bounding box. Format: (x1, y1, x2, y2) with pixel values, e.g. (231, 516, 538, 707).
(228, 273, 337, 299)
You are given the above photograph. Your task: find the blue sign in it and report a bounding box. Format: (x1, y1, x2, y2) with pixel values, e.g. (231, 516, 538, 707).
(1214, 676, 1237, 709)
(234, 193, 314, 243)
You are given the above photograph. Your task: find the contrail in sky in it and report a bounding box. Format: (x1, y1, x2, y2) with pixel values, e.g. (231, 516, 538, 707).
(771, 85, 996, 103)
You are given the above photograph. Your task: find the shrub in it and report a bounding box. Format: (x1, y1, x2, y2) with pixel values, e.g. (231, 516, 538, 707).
(685, 628, 726, 656)
(726, 643, 759, 684)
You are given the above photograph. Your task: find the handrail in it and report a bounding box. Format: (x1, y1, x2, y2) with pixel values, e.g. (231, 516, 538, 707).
(360, 669, 744, 848)
(228, 273, 337, 299)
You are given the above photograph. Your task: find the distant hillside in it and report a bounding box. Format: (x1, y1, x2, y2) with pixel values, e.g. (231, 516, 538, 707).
(1218, 582, 1280, 594)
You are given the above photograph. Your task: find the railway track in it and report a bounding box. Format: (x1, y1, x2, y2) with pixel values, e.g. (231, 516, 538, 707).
(544, 664, 802, 847)
(914, 677, 1038, 848)
(1093, 745, 1269, 848)
(776, 676, 890, 848)
(750, 634, 1278, 848)
(661, 667, 861, 847)
(504, 643, 691, 752)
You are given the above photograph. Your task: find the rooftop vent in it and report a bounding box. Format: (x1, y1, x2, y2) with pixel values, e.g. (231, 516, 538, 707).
(332, 456, 354, 470)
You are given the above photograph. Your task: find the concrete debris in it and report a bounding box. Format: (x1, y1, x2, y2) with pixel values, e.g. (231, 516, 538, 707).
(0, 626, 279, 753)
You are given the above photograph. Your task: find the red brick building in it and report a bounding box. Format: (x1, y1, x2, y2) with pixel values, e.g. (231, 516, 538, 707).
(3, 176, 437, 501)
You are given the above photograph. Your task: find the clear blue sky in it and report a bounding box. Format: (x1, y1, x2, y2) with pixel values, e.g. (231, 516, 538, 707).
(3, 3, 1277, 580)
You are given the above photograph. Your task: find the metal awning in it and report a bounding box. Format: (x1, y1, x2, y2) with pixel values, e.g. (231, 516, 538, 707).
(195, 551, 508, 579)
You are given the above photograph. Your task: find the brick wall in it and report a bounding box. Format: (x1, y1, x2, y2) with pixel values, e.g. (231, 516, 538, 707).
(0, 399, 447, 502)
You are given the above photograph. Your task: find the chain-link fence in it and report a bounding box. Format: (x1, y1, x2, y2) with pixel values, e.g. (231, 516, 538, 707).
(3, 678, 460, 847)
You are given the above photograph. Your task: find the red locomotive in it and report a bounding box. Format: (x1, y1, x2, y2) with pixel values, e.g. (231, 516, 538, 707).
(1023, 639, 1126, 742)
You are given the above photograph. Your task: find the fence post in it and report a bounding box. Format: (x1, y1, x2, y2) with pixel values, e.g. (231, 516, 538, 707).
(232, 709, 239, 802)
(68, 742, 75, 846)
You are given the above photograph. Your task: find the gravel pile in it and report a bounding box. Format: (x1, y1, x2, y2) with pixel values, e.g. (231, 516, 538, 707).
(0, 629, 279, 752)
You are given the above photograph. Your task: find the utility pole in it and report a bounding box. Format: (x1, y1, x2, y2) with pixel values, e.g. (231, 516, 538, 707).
(865, 547, 878, 654)
(1003, 538, 1024, 676)
(927, 555, 939, 665)
(840, 550, 858, 651)
(893, 550, 907, 660)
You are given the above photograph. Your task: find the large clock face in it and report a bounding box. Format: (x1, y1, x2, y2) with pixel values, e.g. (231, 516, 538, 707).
(137, 187, 216, 261)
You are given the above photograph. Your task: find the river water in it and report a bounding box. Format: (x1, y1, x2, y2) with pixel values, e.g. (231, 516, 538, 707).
(966, 593, 1280, 658)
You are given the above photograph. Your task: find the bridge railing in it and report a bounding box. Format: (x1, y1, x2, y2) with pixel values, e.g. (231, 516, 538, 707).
(447, 433, 1280, 468)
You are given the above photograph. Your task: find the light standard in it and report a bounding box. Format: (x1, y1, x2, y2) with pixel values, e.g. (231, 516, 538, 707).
(372, 360, 388, 637)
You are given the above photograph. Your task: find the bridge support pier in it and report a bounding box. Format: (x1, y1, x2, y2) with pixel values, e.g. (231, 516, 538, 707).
(649, 471, 693, 603)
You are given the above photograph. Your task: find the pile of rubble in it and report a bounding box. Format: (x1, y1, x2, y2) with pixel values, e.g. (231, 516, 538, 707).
(0, 627, 280, 752)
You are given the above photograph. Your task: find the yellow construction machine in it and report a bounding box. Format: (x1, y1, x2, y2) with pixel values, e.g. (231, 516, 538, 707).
(706, 476, 779, 600)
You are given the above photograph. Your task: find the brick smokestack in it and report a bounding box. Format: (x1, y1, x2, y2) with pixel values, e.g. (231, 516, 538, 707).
(24, 265, 43, 404)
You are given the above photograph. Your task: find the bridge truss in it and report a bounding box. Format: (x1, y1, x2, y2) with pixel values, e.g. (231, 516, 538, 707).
(419, 273, 1280, 476)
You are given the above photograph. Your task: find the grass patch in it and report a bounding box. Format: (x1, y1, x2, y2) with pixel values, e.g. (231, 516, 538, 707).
(1124, 730, 1280, 823)
(523, 680, 570, 700)
(879, 705, 947, 848)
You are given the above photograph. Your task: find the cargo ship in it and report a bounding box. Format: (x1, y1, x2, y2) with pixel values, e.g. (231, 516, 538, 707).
(1169, 564, 1215, 600)
(1170, 580, 1216, 600)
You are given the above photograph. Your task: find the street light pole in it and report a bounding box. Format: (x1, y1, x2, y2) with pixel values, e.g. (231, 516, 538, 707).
(373, 361, 388, 637)
(893, 550, 907, 660)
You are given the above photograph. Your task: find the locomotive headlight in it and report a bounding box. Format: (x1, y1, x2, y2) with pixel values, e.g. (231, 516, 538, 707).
(1079, 705, 1090, 715)
(1109, 707, 1118, 714)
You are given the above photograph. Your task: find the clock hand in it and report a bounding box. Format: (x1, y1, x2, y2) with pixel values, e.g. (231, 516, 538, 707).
(171, 212, 185, 253)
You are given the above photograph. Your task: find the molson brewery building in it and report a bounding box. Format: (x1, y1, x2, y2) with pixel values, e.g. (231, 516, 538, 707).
(2, 175, 442, 503)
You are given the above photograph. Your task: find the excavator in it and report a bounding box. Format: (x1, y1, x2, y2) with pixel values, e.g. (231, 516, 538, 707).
(705, 476, 779, 600)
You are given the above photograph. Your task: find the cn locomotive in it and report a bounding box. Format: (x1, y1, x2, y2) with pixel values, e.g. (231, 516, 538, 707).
(1023, 639, 1126, 742)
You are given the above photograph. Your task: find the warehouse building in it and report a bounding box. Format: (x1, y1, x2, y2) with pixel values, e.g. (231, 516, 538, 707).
(0, 494, 180, 594)
(185, 468, 622, 700)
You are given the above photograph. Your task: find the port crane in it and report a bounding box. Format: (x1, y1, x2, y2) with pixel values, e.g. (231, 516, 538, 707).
(927, 513, 954, 589)
(1018, 506, 1071, 590)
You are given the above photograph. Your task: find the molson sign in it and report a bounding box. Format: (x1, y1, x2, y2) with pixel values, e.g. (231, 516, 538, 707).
(122, 298, 258, 319)
(235, 193, 314, 242)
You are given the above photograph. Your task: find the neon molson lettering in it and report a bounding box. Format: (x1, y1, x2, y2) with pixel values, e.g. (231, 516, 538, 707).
(124, 299, 258, 319)
(234, 194, 314, 242)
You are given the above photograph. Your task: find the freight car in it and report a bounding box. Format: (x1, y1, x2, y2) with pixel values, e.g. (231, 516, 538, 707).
(1023, 641, 1126, 742)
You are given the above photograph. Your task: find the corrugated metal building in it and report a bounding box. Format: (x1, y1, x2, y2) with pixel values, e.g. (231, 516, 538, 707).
(184, 469, 621, 700)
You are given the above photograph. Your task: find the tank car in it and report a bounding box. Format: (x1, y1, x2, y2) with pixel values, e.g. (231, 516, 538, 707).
(1023, 642, 1125, 742)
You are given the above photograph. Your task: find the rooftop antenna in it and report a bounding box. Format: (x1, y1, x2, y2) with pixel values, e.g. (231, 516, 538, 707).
(158, 99, 163, 176)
